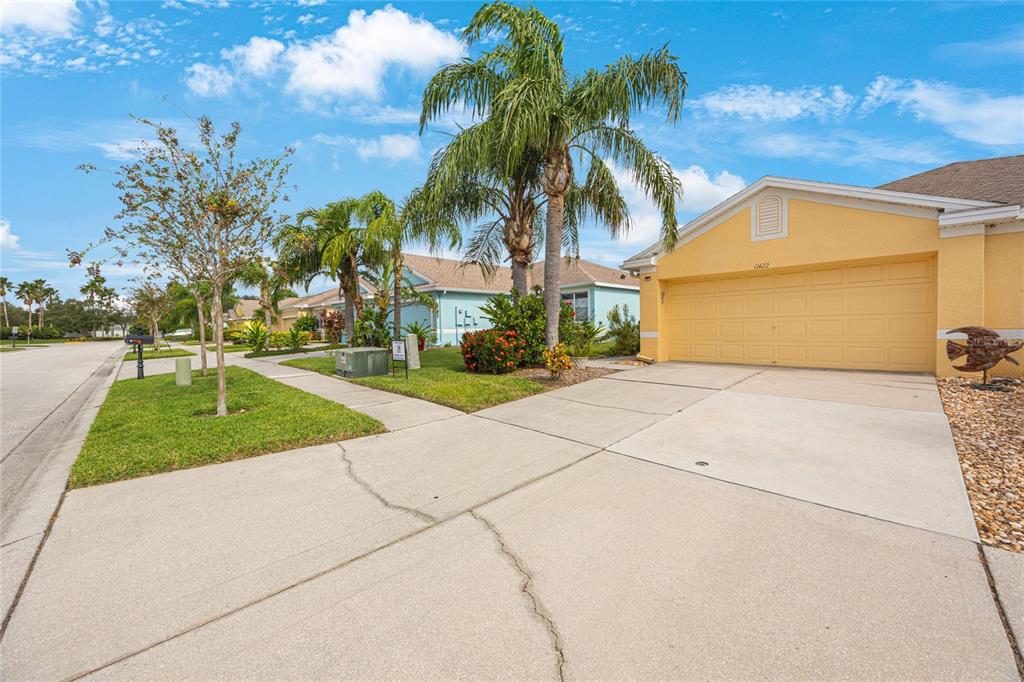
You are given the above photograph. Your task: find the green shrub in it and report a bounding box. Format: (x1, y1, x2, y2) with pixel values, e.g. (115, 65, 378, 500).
(461, 329, 525, 374)
(292, 315, 317, 333)
(566, 320, 606, 357)
(606, 304, 639, 355)
(353, 304, 391, 348)
(403, 320, 436, 345)
(480, 291, 576, 366)
(238, 320, 269, 352)
(268, 330, 290, 350)
(288, 328, 311, 351)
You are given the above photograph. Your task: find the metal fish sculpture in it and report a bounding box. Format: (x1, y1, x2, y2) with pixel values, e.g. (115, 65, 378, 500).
(946, 326, 1022, 383)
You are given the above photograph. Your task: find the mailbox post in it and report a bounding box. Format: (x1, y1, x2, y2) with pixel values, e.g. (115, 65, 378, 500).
(125, 334, 155, 379)
(10, 326, 17, 349)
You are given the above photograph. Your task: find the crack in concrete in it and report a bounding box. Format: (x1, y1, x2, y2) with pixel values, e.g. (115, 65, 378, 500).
(977, 544, 1024, 678)
(468, 509, 566, 682)
(336, 443, 437, 525)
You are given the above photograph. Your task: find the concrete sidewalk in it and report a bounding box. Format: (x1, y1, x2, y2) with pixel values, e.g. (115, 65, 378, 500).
(2, 360, 1020, 679)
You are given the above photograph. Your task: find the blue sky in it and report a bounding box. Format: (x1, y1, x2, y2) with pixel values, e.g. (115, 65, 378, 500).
(1, 0, 1022, 298)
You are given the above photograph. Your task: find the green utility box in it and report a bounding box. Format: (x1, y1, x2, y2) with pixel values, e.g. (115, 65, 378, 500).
(334, 347, 389, 378)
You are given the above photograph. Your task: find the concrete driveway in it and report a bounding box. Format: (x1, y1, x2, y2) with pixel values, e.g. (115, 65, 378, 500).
(2, 361, 1020, 680)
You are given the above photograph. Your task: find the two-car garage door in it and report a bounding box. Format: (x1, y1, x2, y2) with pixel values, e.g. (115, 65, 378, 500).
(666, 256, 936, 372)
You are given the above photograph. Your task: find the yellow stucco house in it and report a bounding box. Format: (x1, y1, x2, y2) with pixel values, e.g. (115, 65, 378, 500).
(622, 156, 1023, 378)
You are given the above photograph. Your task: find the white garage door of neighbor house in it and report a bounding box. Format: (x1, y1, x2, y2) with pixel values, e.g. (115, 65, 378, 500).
(665, 256, 937, 372)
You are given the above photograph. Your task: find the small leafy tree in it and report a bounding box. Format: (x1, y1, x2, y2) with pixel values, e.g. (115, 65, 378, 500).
(606, 304, 639, 355)
(77, 116, 292, 415)
(130, 281, 171, 346)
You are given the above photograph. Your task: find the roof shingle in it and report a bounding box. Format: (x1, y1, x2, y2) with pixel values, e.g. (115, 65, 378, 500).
(878, 155, 1024, 206)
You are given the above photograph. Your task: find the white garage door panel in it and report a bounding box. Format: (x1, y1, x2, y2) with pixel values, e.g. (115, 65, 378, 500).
(666, 257, 937, 372)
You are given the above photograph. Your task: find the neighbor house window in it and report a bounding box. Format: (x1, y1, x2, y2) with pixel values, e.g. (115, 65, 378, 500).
(561, 291, 589, 321)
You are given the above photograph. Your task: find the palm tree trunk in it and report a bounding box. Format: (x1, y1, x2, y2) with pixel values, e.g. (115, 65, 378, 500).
(511, 261, 529, 295)
(341, 283, 354, 344)
(211, 283, 228, 417)
(262, 284, 272, 329)
(37, 306, 44, 328)
(543, 193, 564, 348)
(2, 299, 7, 327)
(393, 252, 403, 339)
(193, 289, 209, 377)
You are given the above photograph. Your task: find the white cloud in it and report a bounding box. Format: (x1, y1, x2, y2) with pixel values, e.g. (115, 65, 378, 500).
(221, 35, 283, 77)
(748, 130, 947, 166)
(297, 14, 314, 25)
(0, 219, 22, 251)
(283, 6, 464, 101)
(692, 84, 855, 121)
(88, 139, 152, 161)
(0, 0, 79, 35)
(184, 62, 235, 97)
(350, 104, 421, 125)
(296, 0, 325, 5)
(859, 75, 1024, 145)
(938, 26, 1024, 63)
(312, 132, 422, 161)
(611, 165, 746, 246)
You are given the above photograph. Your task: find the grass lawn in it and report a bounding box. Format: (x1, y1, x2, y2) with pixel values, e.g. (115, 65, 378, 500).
(71, 366, 384, 488)
(282, 346, 546, 412)
(123, 348, 195, 361)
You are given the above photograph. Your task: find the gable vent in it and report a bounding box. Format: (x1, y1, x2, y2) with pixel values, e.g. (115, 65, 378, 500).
(751, 195, 788, 241)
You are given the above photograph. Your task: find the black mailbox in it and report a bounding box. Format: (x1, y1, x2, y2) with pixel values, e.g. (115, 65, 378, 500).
(126, 335, 155, 345)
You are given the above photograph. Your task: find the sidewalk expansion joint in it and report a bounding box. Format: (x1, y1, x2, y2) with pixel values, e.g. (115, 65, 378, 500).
(977, 544, 1024, 678)
(468, 509, 566, 682)
(336, 443, 437, 524)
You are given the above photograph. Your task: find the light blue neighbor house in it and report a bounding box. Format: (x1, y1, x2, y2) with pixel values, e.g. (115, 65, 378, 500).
(276, 253, 640, 345)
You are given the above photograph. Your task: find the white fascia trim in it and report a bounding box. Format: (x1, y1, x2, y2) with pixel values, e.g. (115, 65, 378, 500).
(621, 255, 657, 271)
(591, 282, 641, 291)
(622, 175, 1003, 267)
(939, 328, 1024, 340)
(939, 204, 1021, 227)
(640, 331, 659, 338)
(988, 221, 1024, 236)
(426, 286, 505, 295)
(403, 266, 437, 287)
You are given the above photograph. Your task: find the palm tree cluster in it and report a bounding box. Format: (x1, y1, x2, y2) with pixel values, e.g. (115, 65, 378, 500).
(7, 278, 60, 331)
(280, 1, 685, 348)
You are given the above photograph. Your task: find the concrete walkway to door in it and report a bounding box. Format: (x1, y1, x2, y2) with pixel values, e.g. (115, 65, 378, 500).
(2, 359, 1020, 680)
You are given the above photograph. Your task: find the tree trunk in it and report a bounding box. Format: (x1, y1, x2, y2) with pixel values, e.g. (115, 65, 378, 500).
(511, 261, 529, 295)
(211, 283, 228, 417)
(543, 193, 565, 348)
(37, 306, 44, 328)
(193, 289, 209, 377)
(393, 252, 403, 339)
(2, 299, 7, 327)
(262, 284, 272, 329)
(340, 284, 354, 345)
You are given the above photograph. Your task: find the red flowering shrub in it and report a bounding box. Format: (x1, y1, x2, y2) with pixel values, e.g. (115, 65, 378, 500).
(460, 329, 526, 374)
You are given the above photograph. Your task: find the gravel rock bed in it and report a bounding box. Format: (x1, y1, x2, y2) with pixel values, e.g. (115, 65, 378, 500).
(938, 377, 1023, 553)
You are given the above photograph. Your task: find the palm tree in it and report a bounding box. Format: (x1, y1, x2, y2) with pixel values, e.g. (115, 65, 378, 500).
(33, 280, 58, 329)
(356, 189, 460, 337)
(275, 199, 367, 337)
(15, 281, 34, 329)
(421, 125, 546, 295)
(237, 258, 296, 330)
(421, 1, 685, 346)
(0, 276, 11, 328)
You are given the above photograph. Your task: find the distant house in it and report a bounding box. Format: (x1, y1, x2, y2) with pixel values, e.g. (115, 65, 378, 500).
(273, 253, 639, 345)
(224, 299, 261, 328)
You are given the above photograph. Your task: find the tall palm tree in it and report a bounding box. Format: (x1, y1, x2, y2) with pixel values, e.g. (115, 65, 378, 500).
(15, 281, 34, 329)
(422, 1, 685, 346)
(356, 188, 460, 337)
(275, 199, 367, 337)
(237, 257, 296, 329)
(0, 276, 11, 328)
(33, 280, 58, 328)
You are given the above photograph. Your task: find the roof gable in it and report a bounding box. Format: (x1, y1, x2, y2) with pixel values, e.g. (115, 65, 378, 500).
(622, 175, 1003, 269)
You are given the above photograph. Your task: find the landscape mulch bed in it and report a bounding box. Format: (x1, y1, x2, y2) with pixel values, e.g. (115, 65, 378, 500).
(514, 366, 617, 389)
(938, 376, 1023, 553)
